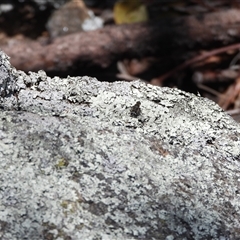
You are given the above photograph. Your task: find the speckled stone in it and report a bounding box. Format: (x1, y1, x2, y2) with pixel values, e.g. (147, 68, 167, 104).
(0, 50, 240, 240)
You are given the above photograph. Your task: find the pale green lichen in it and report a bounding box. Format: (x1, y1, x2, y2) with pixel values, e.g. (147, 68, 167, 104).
(56, 158, 69, 169)
(0, 50, 240, 239)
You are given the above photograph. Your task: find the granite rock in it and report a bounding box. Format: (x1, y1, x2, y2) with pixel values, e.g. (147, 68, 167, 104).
(0, 51, 240, 240)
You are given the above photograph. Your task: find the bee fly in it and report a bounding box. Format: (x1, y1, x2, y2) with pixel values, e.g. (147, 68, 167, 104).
(130, 101, 141, 117)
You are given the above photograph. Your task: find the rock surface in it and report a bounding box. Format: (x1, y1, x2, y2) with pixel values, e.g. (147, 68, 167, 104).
(0, 50, 240, 240)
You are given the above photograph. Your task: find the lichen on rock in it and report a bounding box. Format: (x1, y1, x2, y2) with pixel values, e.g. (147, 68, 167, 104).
(0, 50, 240, 239)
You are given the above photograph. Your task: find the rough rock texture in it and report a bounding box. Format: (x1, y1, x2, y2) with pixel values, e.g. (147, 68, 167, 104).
(0, 50, 240, 240)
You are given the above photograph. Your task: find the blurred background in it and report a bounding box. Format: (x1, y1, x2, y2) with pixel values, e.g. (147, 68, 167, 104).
(1, 0, 240, 121)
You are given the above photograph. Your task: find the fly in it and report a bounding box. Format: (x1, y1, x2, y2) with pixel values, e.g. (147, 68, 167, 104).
(130, 101, 141, 117)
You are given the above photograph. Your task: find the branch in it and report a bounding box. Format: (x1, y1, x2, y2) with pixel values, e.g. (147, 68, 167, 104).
(2, 9, 240, 73)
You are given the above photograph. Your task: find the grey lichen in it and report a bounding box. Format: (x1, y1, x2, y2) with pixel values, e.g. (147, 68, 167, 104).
(0, 50, 240, 239)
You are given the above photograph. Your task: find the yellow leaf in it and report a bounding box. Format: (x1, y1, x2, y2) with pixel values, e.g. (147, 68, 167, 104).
(114, 0, 148, 24)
